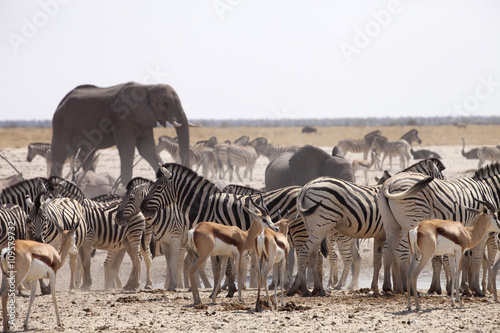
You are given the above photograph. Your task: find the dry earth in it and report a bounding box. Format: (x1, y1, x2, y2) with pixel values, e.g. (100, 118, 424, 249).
(1, 126, 500, 332)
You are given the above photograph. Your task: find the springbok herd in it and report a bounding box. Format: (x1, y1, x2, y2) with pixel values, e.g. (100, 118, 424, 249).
(2, 128, 500, 331)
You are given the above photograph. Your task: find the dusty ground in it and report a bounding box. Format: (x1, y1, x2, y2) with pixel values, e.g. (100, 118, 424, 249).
(1, 126, 500, 332)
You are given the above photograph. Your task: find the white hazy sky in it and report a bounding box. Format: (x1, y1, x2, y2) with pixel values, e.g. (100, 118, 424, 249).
(1, 1, 500, 121)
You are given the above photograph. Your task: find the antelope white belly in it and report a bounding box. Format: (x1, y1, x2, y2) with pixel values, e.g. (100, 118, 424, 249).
(434, 235, 461, 256)
(25, 259, 50, 281)
(275, 248, 285, 264)
(211, 238, 239, 257)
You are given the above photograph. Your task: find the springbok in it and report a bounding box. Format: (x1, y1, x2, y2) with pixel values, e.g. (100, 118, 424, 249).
(1, 216, 78, 332)
(406, 198, 500, 311)
(352, 150, 379, 185)
(187, 196, 278, 305)
(254, 211, 290, 311)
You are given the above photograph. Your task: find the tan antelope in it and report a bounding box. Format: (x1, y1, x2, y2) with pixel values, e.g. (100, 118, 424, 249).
(254, 210, 290, 311)
(406, 198, 500, 311)
(187, 196, 278, 305)
(1, 217, 78, 332)
(351, 150, 380, 185)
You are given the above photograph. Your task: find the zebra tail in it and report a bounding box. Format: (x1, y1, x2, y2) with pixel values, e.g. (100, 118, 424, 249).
(320, 238, 328, 258)
(383, 176, 434, 200)
(408, 228, 421, 261)
(148, 237, 159, 259)
(298, 197, 322, 216)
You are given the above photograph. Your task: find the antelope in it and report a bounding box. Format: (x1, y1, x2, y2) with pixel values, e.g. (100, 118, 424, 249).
(351, 150, 379, 185)
(187, 196, 278, 305)
(254, 211, 290, 311)
(406, 198, 500, 311)
(1, 216, 78, 332)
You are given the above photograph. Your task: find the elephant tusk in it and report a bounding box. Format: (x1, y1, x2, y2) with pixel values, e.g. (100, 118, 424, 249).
(188, 122, 202, 127)
(172, 120, 182, 128)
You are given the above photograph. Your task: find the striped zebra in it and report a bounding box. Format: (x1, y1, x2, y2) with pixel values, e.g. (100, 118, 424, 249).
(142, 163, 307, 297)
(0, 204, 27, 247)
(157, 135, 202, 168)
(477, 146, 500, 168)
(337, 130, 382, 160)
(25, 192, 88, 292)
(49, 176, 152, 290)
(372, 129, 422, 170)
(226, 144, 258, 182)
(287, 158, 446, 296)
(260, 144, 300, 162)
(117, 177, 195, 291)
(380, 162, 500, 296)
(26, 142, 51, 163)
(0, 177, 54, 213)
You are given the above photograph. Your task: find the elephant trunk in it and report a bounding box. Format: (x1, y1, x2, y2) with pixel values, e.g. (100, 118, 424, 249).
(174, 106, 190, 168)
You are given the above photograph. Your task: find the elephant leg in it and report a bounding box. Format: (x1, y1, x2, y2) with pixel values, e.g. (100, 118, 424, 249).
(136, 133, 162, 171)
(115, 131, 139, 186)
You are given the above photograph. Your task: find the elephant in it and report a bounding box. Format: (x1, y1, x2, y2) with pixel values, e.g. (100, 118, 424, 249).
(49, 82, 190, 186)
(265, 145, 355, 191)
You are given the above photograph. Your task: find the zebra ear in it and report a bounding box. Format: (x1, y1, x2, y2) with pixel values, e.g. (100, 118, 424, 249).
(159, 164, 172, 179)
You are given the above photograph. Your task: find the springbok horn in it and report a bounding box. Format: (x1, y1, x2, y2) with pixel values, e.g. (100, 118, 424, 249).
(259, 193, 270, 215)
(285, 210, 290, 220)
(473, 195, 496, 212)
(277, 209, 282, 220)
(249, 195, 267, 216)
(160, 164, 172, 178)
(26, 195, 34, 209)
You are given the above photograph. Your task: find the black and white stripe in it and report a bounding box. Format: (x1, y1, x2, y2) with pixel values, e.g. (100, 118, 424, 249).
(337, 130, 382, 159)
(0, 204, 27, 248)
(380, 162, 500, 296)
(0, 177, 54, 213)
(288, 158, 446, 296)
(226, 144, 258, 182)
(142, 163, 306, 296)
(25, 192, 87, 291)
(27, 142, 51, 162)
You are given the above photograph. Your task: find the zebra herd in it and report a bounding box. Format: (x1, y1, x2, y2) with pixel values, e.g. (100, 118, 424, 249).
(4, 130, 500, 313)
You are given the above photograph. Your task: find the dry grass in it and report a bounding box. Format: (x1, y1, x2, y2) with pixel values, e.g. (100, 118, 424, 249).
(0, 125, 497, 150)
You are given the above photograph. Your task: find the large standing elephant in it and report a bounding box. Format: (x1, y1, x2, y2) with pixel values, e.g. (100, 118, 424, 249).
(50, 82, 190, 186)
(265, 145, 355, 191)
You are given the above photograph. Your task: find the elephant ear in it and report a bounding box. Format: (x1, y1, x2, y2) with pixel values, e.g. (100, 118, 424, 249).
(114, 84, 157, 127)
(289, 145, 330, 186)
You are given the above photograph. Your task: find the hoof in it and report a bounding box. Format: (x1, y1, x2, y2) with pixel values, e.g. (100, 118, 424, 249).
(301, 289, 312, 297)
(311, 288, 326, 297)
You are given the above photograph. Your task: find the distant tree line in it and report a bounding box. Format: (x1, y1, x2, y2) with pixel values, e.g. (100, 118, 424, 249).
(1, 116, 500, 128)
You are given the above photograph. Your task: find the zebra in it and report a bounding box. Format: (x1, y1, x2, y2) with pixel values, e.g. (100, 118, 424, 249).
(477, 146, 500, 168)
(379, 162, 500, 296)
(372, 129, 422, 170)
(258, 143, 300, 162)
(287, 158, 446, 296)
(226, 144, 258, 182)
(157, 135, 203, 168)
(49, 176, 152, 290)
(117, 177, 214, 291)
(337, 130, 382, 160)
(142, 163, 307, 297)
(0, 177, 54, 213)
(25, 192, 88, 292)
(26, 142, 51, 163)
(0, 204, 27, 248)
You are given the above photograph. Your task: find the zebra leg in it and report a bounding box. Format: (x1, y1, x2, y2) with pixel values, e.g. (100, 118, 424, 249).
(166, 238, 181, 291)
(469, 239, 488, 296)
(68, 252, 78, 292)
(80, 235, 94, 290)
(122, 240, 143, 290)
(104, 250, 119, 290)
(371, 235, 385, 294)
(212, 256, 229, 304)
(428, 256, 443, 295)
(485, 234, 497, 293)
(141, 225, 154, 289)
(326, 235, 339, 290)
(176, 244, 186, 289)
(249, 252, 258, 288)
(491, 255, 500, 302)
(334, 237, 353, 290)
(39, 279, 51, 295)
(287, 238, 321, 297)
(110, 248, 126, 289)
(347, 239, 361, 291)
(460, 252, 472, 296)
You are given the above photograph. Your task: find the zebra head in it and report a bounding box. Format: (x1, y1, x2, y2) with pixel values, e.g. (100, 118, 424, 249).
(117, 180, 153, 225)
(25, 192, 52, 243)
(142, 165, 175, 216)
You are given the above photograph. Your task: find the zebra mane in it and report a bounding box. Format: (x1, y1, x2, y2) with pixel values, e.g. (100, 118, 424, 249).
(126, 177, 153, 191)
(402, 158, 445, 173)
(0, 177, 52, 198)
(157, 163, 220, 191)
(473, 163, 500, 180)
